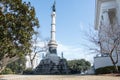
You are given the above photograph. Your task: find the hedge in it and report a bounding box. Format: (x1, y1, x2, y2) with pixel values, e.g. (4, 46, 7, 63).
(95, 66, 120, 74)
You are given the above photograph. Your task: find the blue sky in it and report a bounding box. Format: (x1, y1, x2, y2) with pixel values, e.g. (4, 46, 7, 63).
(23, 0, 96, 63)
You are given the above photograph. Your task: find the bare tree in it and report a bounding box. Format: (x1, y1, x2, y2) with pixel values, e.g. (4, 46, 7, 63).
(27, 33, 48, 69)
(100, 24, 120, 73)
(88, 24, 120, 73)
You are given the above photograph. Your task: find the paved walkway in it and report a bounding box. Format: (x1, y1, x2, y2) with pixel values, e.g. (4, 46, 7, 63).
(0, 75, 120, 80)
(0, 75, 29, 80)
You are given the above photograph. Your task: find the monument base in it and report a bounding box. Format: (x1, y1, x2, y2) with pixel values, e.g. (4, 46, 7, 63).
(34, 54, 69, 74)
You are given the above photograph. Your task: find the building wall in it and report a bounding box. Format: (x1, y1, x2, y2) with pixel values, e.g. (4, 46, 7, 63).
(95, 0, 120, 53)
(94, 0, 120, 69)
(94, 56, 120, 69)
(95, 0, 119, 29)
(98, 0, 118, 54)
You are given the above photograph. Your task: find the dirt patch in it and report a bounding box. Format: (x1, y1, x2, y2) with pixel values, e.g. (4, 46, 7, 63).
(0, 75, 3, 78)
(99, 73, 120, 77)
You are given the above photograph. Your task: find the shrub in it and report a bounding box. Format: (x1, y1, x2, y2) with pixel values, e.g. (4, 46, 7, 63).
(1, 68, 14, 74)
(95, 66, 120, 74)
(23, 68, 33, 74)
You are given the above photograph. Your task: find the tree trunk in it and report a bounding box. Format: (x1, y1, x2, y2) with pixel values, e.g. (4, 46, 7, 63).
(113, 63, 119, 73)
(30, 60, 34, 69)
(109, 55, 119, 73)
(0, 56, 19, 73)
(0, 66, 6, 73)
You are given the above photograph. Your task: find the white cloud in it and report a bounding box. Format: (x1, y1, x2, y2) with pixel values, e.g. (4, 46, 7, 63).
(57, 42, 96, 63)
(31, 40, 96, 64)
(35, 41, 46, 48)
(79, 22, 84, 31)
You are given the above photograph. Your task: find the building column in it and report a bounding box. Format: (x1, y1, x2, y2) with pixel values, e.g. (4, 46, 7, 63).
(102, 9, 110, 26)
(116, 0, 120, 25)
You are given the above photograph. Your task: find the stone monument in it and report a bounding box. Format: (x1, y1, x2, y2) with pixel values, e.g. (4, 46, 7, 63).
(34, 1, 69, 74)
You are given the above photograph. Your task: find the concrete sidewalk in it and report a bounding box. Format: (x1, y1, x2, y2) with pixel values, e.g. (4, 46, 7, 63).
(0, 75, 120, 80)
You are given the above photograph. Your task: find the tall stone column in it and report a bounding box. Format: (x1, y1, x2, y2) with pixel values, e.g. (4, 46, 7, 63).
(48, 1, 57, 54)
(51, 12, 56, 41)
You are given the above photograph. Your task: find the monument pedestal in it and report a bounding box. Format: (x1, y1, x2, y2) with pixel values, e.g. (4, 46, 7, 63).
(34, 54, 69, 74)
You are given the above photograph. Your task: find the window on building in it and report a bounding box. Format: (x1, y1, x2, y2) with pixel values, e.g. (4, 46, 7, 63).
(108, 8, 116, 25)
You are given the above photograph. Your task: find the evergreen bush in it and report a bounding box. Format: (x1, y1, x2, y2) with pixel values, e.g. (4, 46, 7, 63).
(95, 66, 120, 74)
(1, 68, 14, 74)
(23, 68, 33, 74)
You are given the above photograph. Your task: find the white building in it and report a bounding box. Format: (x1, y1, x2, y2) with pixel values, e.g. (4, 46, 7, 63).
(95, 0, 120, 30)
(94, 0, 120, 70)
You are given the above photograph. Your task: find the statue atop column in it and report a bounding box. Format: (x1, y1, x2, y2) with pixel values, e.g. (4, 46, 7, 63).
(52, 1, 56, 12)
